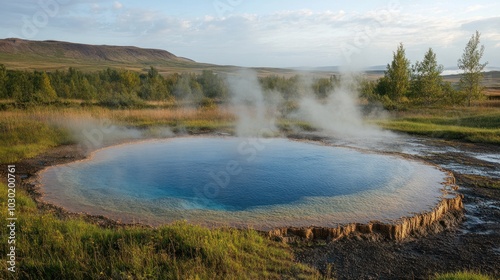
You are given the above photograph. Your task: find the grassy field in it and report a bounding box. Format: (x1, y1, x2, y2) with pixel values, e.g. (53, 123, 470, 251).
(0, 51, 217, 74)
(0, 183, 321, 279)
(0, 52, 308, 77)
(0, 107, 235, 164)
(378, 107, 500, 145)
(0, 111, 73, 164)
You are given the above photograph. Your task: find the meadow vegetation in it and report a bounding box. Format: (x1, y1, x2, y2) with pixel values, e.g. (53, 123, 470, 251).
(0, 183, 321, 279)
(376, 107, 500, 144)
(0, 110, 72, 164)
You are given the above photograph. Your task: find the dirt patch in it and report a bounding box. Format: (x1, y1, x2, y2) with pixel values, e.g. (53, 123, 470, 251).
(1, 144, 85, 180)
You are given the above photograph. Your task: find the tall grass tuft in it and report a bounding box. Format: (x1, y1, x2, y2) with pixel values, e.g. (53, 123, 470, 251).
(0, 110, 73, 163)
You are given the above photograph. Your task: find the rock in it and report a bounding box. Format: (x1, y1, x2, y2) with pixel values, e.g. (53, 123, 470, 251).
(268, 182, 464, 242)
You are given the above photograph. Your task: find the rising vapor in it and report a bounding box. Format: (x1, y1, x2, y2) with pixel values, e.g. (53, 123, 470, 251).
(227, 69, 279, 137)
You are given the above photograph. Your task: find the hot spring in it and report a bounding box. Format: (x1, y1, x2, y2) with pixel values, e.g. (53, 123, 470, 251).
(39, 137, 451, 230)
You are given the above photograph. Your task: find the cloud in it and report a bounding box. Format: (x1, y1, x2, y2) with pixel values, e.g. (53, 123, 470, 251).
(0, 1, 499, 67)
(465, 5, 485, 13)
(113, 1, 123, 10)
(461, 17, 500, 32)
(88, 9, 500, 66)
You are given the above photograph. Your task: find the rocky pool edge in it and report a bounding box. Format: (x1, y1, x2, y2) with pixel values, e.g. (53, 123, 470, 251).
(268, 172, 464, 242)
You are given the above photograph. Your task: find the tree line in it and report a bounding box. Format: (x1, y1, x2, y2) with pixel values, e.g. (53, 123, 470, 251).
(0, 66, 231, 107)
(0, 31, 487, 109)
(0, 65, 341, 108)
(362, 31, 488, 108)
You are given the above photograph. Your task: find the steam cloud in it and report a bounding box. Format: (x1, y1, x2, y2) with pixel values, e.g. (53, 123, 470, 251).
(226, 70, 392, 140)
(297, 73, 390, 138)
(50, 69, 391, 152)
(227, 69, 279, 137)
(49, 116, 173, 154)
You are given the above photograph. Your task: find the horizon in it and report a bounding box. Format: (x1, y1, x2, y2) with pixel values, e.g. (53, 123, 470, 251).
(3, 37, 500, 73)
(1, 1, 499, 68)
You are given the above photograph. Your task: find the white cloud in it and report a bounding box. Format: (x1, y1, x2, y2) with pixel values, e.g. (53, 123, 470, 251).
(113, 1, 123, 10)
(465, 5, 485, 13)
(1, 1, 498, 67)
(115, 9, 499, 66)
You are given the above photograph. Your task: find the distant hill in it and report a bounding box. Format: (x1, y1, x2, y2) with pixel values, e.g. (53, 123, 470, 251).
(0, 38, 194, 63)
(0, 38, 217, 73)
(0, 38, 301, 76)
(0, 38, 309, 76)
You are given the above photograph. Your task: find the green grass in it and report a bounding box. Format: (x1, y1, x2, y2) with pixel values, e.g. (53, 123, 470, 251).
(277, 119, 316, 132)
(0, 52, 299, 77)
(377, 108, 500, 145)
(0, 182, 321, 279)
(434, 271, 492, 280)
(0, 52, 204, 74)
(0, 107, 237, 164)
(392, 111, 500, 129)
(0, 117, 73, 164)
(456, 174, 500, 189)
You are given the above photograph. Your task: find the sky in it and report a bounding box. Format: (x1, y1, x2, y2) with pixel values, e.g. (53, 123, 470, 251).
(1, 0, 499, 68)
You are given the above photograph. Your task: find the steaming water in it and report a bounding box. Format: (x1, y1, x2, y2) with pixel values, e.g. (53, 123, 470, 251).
(40, 137, 448, 229)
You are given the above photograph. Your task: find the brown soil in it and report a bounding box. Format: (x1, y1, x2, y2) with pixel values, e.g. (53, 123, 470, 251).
(2, 138, 499, 279)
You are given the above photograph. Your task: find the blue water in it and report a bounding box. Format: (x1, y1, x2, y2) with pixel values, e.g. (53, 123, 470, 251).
(40, 137, 446, 227)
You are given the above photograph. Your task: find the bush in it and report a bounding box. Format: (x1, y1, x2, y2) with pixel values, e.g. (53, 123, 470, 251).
(98, 92, 145, 108)
(198, 97, 217, 110)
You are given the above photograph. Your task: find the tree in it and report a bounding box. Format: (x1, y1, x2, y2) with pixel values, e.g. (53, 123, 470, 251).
(312, 76, 338, 99)
(358, 79, 378, 102)
(35, 71, 57, 102)
(197, 70, 228, 100)
(410, 48, 444, 105)
(9, 71, 32, 102)
(119, 70, 140, 93)
(174, 73, 202, 103)
(384, 43, 411, 102)
(458, 30, 488, 106)
(0, 64, 7, 98)
(14, 71, 59, 104)
(139, 68, 169, 101)
(147, 66, 159, 79)
(78, 78, 97, 100)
